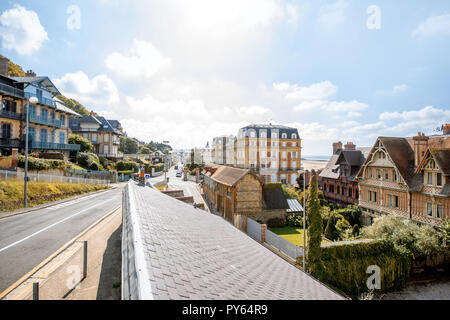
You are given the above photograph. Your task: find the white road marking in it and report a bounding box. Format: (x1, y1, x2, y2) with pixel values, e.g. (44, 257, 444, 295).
(0, 199, 113, 253)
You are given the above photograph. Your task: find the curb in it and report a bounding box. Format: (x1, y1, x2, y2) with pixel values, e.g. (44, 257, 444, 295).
(0, 186, 118, 220)
(0, 205, 122, 300)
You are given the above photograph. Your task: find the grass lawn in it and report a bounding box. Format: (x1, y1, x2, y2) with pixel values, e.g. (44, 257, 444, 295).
(269, 227, 330, 247)
(0, 180, 109, 212)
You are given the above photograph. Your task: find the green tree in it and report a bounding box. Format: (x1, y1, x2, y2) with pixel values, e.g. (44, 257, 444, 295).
(324, 214, 339, 241)
(69, 134, 93, 153)
(119, 137, 139, 154)
(306, 171, 324, 275)
(139, 146, 151, 154)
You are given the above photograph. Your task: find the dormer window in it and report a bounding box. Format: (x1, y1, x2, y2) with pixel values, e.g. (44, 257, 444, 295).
(292, 133, 297, 139)
(427, 172, 433, 185)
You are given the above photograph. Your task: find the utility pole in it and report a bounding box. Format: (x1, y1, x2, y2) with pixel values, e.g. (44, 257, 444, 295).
(24, 96, 38, 208)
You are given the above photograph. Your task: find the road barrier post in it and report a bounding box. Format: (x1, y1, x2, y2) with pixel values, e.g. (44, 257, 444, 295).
(33, 282, 39, 300)
(83, 241, 88, 279)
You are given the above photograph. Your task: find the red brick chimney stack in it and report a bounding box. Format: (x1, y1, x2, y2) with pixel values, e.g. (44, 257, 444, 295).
(332, 141, 343, 154)
(344, 142, 356, 151)
(0, 57, 9, 77)
(25, 70, 36, 77)
(413, 131, 429, 168)
(443, 124, 450, 135)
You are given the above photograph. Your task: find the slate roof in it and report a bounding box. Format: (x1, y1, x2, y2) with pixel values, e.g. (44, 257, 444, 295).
(262, 184, 289, 210)
(55, 99, 81, 117)
(319, 154, 340, 180)
(69, 115, 123, 135)
(124, 182, 344, 300)
(11, 76, 61, 96)
(240, 124, 300, 139)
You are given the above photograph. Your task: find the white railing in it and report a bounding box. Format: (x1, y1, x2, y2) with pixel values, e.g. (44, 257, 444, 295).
(0, 170, 110, 185)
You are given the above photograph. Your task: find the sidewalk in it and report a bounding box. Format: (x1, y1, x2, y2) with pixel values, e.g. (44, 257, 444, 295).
(65, 209, 122, 300)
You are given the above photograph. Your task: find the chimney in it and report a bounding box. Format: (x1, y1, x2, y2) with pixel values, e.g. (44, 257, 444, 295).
(413, 131, 429, 168)
(332, 141, 343, 154)
(443, 124, 450, 135)
(0, 57, 9, 77)
(345, 142, 356, 151)
(25, 70, 36, 77)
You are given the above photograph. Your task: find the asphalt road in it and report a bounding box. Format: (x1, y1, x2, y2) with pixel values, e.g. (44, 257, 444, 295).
(0, 186, 123, 294)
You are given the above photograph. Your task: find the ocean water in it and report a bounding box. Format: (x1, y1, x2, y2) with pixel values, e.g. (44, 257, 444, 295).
(302, 155, 329, 161)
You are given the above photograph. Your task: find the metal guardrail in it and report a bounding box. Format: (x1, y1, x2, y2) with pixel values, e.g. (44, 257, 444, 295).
(0, 169, 109, 185)
(0, 138, 21, 148)
(0, 82, 25, 98)
(0, 109, 23, 120)
(25, 113, 62, 128)
(265, 228, 304, 259)
(28, 141, 80, 151)
(25, 92, 56, 108)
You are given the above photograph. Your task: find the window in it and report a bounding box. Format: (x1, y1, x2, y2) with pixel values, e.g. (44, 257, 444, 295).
(2, 99, 17, 112)
(437, 205, 443, 219)
(281, 175, 287, 184)
(2, 124, 11, 139)
(260, 132, 267, 138)
(427, 172, 433, 185)
(393, 170, 398, 182)
(323, 183, 327, 192)
(377, 169, 382, 180)
(59, 131, 65, 144)
(291, 174, 297, 185)
(368, 168, 373, 179)
(292, 161, 297, 169)
(426, 203, 433, 217)
(250, 131, 256, 138)
(385, 169, 389, 180)
(388, 195, 399, 208)
(437, 173, 443, 187)
(40, 129, 47, 143)
(337, 186, 340, 194)
(282, 151, 287, 158)
(282, 161, 287, 170)
(51, 131, 55, 143)
(282, 142, 287, 147)
(292, 142, 296, 147)
(292, 133, 297, 139)
(104, 134, 109, 142)
(92, 134, 97, 142)
(83, 133, 88, 139)
(41, 109, 48, 121)
(369, 191, 377, 203)
(271, 151, 277, 158)
(104, 145, 109, 155)
(342, 187, 346, 196)
(348, 188, 352, 197)
(271, 132, 278, 139)
(355, 189, 359, 199)
(281, 133, 287, 139)
(60, 115, 66, 126)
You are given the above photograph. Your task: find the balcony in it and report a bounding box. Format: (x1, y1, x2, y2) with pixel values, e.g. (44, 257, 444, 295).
(98, 153, 123, 159)
(0, 109, 23, 121)
(25, 113, 62, 128)
(25, 92, 56, 108)
(0, 138, 21, 148)
(25, 140, 80, 151)
(0, 83, 25, 99)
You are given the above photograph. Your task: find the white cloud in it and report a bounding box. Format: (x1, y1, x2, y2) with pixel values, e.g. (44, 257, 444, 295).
(377, 84, 408, 95)
(318, 0, 349, 31)
(412, 14, 450, 39)
(274, 81, 337, 101)
(54, 71, 120, 107)
(105, 40, 171, 78)
(379, 106, 450, 122)
(0, 5, 48, 55)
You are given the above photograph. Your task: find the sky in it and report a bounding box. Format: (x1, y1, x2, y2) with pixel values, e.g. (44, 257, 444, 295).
(0, 0, 449, 156)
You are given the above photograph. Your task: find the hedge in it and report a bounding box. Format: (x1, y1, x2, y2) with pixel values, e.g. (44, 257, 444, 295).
(17, 156, 66, 171)
(313, 239, 412, 298)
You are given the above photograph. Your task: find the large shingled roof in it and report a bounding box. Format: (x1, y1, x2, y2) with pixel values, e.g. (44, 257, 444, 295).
(123, 182, 344, 300)
(209, 165, 254, 187)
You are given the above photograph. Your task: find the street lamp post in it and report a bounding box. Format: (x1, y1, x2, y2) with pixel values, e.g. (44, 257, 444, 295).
(299, 169, 307, 270)
(24, 96, 38, 208)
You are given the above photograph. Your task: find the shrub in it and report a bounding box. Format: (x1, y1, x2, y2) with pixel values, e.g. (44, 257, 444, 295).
(286, 214, 303, 228)
(361, 215, 444, 261)
(335, 205, 361, 227)
(116, 160, 139, 172)
(68, 134, 93, 153)
(316, 239, 412, 298)
(267, 217, 286, 228)
(282, 185, 299, 199)
(17, 156, 66, 171)
(324, 215, 340, 241)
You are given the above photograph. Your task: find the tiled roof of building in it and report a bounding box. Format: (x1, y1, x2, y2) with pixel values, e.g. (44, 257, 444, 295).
(69, 115, 123, 135)
(430, 148, 450, 176)
(209, 165, 252, 187)
(240, 124, 300, 139)
(123, 182, 344, 300)
(262, 184, 289, 210)
(319, 154, 340, 180)
(379, 137, 416, 187)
